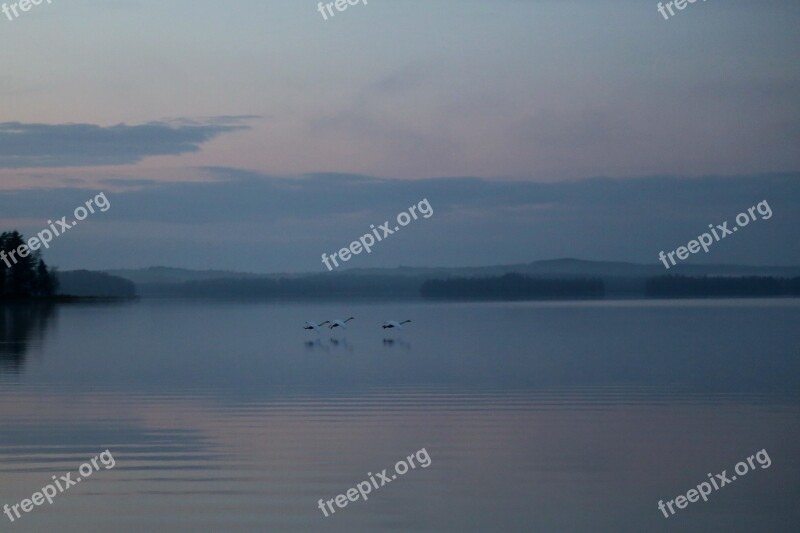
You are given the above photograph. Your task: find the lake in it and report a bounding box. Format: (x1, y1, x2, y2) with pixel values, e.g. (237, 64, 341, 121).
(1, 299, 799, 532)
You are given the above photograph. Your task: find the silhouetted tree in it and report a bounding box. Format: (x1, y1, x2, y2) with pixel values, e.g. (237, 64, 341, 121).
(35, 259, 59, 297)
(0, 231, 58, 299)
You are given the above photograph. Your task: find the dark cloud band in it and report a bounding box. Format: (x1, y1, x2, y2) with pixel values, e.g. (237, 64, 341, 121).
(0, 120, 250, 168)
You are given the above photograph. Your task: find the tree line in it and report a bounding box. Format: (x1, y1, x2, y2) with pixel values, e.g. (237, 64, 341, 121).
(420, 273, 605, 299)
(0, 231, 59, 299)
(645, 275, 800, 297)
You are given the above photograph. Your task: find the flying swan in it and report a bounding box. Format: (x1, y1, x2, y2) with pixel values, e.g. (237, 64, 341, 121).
(304, 320, 330, 333)
(382, 320, 411, 330)
(329, 317, 355, 330)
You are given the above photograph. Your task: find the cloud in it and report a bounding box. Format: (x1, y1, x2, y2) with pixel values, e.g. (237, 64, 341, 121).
(97, 177, 163, 188)
(2, 168, 798, 224)
(0, 170, 797, 270)
(0, 119, 251, 168)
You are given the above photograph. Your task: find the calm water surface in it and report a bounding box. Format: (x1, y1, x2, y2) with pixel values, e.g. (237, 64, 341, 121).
(1, 299, 799, 532)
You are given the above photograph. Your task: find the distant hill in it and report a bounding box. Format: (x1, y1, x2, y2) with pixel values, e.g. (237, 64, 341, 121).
(139, 274, 424, 299)
(57, 270, 137, 298)
(98, 259, 800, 300)
(107, 259, 800, 285)
(105, 266, 267, 285)
(343, 258, 800, 279)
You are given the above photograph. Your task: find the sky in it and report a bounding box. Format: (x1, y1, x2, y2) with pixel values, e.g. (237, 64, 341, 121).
(0, 0, 798, 272)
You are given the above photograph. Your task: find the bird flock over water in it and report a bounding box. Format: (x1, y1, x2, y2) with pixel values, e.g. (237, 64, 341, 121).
(303, 318, 411, 333)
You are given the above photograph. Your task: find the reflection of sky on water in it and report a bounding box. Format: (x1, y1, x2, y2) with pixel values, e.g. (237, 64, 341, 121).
(2, 299, 797, 399)
(0, 299, 798, 532)
(1, 386, 797, 532)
